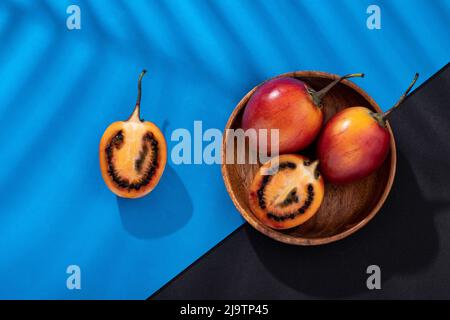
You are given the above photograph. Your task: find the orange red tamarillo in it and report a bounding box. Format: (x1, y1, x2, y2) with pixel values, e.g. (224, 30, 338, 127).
(317, 73, 419, 184)
(249, 154, 324, 229)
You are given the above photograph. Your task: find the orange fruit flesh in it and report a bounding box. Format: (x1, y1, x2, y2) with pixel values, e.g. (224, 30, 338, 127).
(249, 154, 324, 229)
(99, 120, 167, 198)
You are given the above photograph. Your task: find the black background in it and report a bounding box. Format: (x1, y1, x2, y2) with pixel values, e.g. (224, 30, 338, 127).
(152, 64, 450, 299)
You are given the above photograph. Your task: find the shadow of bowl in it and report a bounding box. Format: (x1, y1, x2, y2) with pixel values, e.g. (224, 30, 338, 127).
(117, 165, 193, 239)
(246, 151, 439, 298)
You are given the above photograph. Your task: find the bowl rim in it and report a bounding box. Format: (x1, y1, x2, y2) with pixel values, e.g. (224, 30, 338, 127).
(221, 70, 397, 246)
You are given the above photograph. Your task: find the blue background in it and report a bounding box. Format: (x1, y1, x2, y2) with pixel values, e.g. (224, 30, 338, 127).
(0, 0, 448, 299)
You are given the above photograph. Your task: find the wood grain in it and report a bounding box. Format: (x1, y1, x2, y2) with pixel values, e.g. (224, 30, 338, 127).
(221, 71, 397, 245)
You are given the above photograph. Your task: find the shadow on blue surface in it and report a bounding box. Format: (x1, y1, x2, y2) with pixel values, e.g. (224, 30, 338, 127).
(117, 165, 192, 239)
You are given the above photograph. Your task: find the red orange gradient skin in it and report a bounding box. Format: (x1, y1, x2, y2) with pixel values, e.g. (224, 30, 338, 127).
(242, 77, 323, 154)
(317, 107, 390, 184)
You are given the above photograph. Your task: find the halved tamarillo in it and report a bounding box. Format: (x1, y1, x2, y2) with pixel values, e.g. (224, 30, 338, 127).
(99, 70, 167, 198)
(249, 155, 324, 230)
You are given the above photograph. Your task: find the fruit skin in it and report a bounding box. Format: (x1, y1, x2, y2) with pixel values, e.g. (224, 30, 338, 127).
(316, 73, 419, 184)
(99, 119, 167, 198)
(242, 77, 323, 154)
(317, 107, 390, 184)
(248, 154, 324, 230)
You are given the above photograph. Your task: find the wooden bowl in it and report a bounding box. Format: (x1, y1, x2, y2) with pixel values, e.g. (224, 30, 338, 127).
(222, 71, 396, 245)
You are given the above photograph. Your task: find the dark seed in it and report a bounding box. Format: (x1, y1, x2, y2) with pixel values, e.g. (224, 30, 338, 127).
(287, 162, 296, 169)
(106, 130, 160, 190)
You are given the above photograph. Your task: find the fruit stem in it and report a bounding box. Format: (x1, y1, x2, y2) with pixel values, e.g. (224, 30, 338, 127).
(312, 73, 365, 106)
(382, 73, 419, 120)
(128, 69, 147, 121)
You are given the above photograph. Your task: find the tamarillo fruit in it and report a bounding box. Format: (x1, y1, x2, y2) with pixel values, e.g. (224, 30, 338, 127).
(99, 70, 167, 198)
(249, 154, 324, 229)
(317, 73, 419, 184)
(242, 73, 364, 153)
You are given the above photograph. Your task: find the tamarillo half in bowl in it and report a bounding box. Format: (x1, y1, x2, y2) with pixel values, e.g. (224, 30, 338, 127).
(248, 154, 325, 230)
(222, 71, 396, 245)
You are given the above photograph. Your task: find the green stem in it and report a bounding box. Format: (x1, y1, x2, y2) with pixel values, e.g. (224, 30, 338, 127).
(382, 73, 419, 120)
(311, 73, 364, 106)
(136, 69, 147, 106)
(128, 69, 147, 121)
